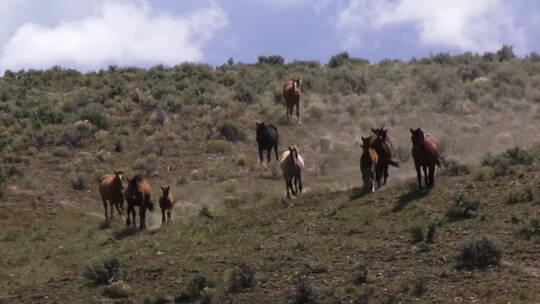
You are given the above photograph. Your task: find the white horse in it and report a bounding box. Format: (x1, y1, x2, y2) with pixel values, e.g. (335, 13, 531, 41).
(280, 146, 305, 198)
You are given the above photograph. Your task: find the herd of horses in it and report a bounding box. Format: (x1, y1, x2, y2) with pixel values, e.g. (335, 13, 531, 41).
(98, 78, 442, 230)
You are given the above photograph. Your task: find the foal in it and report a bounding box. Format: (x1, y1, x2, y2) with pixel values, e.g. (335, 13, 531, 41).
(159, 186, 174, 224)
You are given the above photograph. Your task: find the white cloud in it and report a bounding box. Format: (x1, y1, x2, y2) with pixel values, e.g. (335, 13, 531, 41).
(336, 0, 526, 53)
(0, 1, 227, 72)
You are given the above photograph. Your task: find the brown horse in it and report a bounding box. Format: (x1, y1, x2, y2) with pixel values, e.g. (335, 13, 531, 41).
(280, 146, 304, 198)
(410, 128, 441, 189)
(98, 171, 125, 220)
(159, 186, 174, 224)
(370, 128, 399, 186)
(125, 175, 154, 230)
(360, 137, 379, 192)
(282, 78, 302, 123)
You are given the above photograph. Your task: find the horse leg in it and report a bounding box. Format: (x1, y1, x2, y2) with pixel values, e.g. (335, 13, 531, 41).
(371, 171, 376, 192)
(258, 147, 264, 163)
(383, 162, 389, 185)
(102, 198, 108, 219)
(125, 204, 131, 226)
(161, 208, 165, 225)
(168, 209, 172, 224)
(285, 177, 292, 198)
(415, 164, 422, 189)
(429, 165, 435, 188)
(298, 174, 303, 195)
(139, 208, 146, 231)
(295, 101, 300, 124)
(423, 166, 429, 187)
(274, 144, 279, 161)
(266, 149, 271, 162)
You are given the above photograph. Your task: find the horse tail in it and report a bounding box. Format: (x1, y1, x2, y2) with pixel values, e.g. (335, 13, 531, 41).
(389, 159, 400, 168)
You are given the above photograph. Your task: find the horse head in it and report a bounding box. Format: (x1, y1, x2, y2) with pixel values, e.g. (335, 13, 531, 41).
(360, 136, 371, 151)
(114, 170, 126, 189)
(161, 186, 170, 197)
(292, 78, 301, 94)
(288, 146, 299, 161)
(410, 128, 425, 148)
(371, 128, 388, 142)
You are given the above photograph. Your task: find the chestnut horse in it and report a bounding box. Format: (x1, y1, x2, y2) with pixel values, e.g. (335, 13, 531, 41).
(256, 122, 279, 163)
(282, 78, 302, 123)
(280, 146, 304, 198)
(98, 171, 125, 220)
(159, 186, 174, 224)
(360, 137, 379, 192)
(125, 175, 154, 230)
(370, 128, 399, 186)
(410, 128, 441, 189)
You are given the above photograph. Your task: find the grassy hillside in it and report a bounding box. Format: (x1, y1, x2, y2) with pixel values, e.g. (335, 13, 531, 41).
(2, 47, 540, 303)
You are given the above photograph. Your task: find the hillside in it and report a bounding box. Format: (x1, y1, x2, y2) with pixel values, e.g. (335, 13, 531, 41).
(2, 161, 540, 303)
(2, 48, 540, 303)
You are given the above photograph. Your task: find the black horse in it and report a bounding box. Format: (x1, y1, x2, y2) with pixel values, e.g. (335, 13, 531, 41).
(256, 122, 279, 163)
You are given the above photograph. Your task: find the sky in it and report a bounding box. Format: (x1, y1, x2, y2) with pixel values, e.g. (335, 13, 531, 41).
(1, 0, 539, 73)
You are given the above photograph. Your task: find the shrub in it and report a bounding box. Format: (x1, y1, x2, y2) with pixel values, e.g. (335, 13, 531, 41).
(217, 122, 246, 143)
(70, 174, 87, 190)
(223, 196, 246, 209)
(518, 219, 540, 241)
(506, 185, 535, 204)
(226, 262, 256, 293)
(352, 264, 368, 285)
(407, 224, 424, 244)
(102, 281, 131, 299)
(293, 276, 315, 304)
(496, 45, 516, 62)
(444, 192, 481, 222)
(174, 274, 208, 302)
(55, 120, 97, 148)
(440, 156, 470, 176)
(78, 108, 109, 130)
(199, 206, 213, 219)
(353, 287, 373, 304)
(82, 258, 121, 285)
(328, 51, 350, 68)
(205, 140, 233, 154)
(258, 55, 285, 65)
(132, 153, 159, 176)
(480, 147, 534, 176)
(455, 236, 502, 270)
(426, 222, 437, 244)
(472, 166, 495, 181)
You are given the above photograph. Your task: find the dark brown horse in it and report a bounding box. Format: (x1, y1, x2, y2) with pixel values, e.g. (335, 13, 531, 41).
(410, 128, 441, 189)
(370, 128, 399, 186)
(360, 137, 379, 192)
(256, 122, 279, 163)
(159, 186, 174, 224)
(280, 146, 304, 198)
(282, 78, 302, 124)
(125, 175, 154, 230)
(98, 171, 125, 220)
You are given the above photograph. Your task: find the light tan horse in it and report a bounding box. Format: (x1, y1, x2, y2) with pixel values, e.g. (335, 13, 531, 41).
(159, 186, 174, 224)
(282, 78, 302, 124)
(98, 171, 125, 220)
(280, 146, 305, 198)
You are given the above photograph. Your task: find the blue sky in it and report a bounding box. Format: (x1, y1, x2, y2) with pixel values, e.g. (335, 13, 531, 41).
(1, 0, 539, 72)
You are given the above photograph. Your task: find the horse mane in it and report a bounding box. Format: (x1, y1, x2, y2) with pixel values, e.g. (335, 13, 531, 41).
(131, 175, 144, 183)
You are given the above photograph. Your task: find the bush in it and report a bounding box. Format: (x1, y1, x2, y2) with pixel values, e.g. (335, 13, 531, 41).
(70, 174, 87, 190)
(102, 281, 131, 299)
(226, 262, 256, 293)
(352, 264, 368, 285)
(223, 196, 247, 209)
(293, 276, 315, 304)
(444, 192, 481, 222)
(407, 224, 424, 244)
(199, 206, 213, 219)
(217, 122, 246, 143)
(455, 236, 502, 270)
(480, 147, 534, 176)
(328, 51, 350, 68)
(518, 219, 540, 241)
(506, 185, 535, 204)
(258, 55, 285, 65)
(174, 274, 208, 302)
(205, 140, 233, 154)
(497, 45, 516, 62)
(353, 287, 373, 304)
(82, 258, 121, 285)
(440, 156, 470, 176)
(132, 153, 159, 176)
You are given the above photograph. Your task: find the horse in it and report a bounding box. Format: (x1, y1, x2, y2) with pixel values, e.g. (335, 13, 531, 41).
(98, 171, 125, 220)
(370, 128, 399, 186)
(360, 137, 379, 193)
(280, 146, 304, 198)
(282, 78, 302, 124)
(256, 122, 279, 163)
(410, 128, 442, 189)
(159, 186, 174, 224)
(125, 175, 154, 230)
